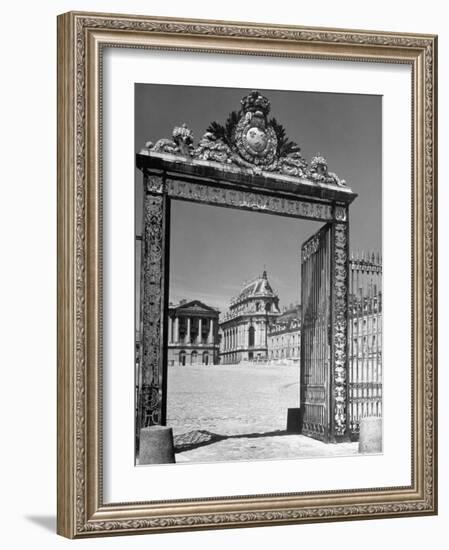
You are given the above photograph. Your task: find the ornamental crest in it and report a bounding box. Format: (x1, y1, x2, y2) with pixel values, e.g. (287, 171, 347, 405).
(234, 91, 278, 166)
(140, 90, 347, 187)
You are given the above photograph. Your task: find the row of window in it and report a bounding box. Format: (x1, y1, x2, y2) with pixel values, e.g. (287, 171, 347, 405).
(269, 347, 300, 359)
(176, 350, 210, 366)
(269, 334, 300, 347)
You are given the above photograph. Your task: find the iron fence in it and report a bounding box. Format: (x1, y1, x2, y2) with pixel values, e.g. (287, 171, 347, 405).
(348, 252, 382, 440)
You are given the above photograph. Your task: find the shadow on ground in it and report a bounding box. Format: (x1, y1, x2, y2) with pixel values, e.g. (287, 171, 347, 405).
(25, 515, 56, 533)
(174, 429, 296, 453)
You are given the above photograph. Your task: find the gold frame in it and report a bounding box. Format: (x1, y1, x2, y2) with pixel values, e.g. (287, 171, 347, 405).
(57, 11, 438, 538)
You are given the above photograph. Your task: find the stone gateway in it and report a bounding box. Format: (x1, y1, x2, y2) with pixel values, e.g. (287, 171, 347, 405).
(136, 90, 359, 449)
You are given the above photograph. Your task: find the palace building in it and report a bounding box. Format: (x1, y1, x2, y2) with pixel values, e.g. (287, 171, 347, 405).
(219, 270, 281, 364)
(267, 304, 302, 365)
(167, 300, 220, 366)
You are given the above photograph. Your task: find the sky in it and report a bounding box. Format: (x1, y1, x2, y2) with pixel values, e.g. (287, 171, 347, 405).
(135, 84, 382, 312)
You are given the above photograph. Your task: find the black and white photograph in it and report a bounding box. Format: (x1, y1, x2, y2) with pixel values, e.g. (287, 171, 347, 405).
(134, 84, 382, 465)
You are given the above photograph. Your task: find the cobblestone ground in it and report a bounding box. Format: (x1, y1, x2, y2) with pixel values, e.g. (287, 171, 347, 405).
(166, 363, 359, 463)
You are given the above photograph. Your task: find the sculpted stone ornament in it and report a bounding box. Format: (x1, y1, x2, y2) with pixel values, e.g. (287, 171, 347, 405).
(308, 155, 347, 187)
(194, 131, 234, 164)
(277, 151, 309, 178)
(140, 123, 194, 157)
(140, 91, 348, 188)
(233, 91, 278, 166)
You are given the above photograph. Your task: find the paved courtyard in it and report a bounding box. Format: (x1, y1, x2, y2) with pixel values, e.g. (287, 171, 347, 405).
(166, 363, 359, 463)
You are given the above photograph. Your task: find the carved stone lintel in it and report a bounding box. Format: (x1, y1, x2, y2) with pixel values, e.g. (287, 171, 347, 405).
(166, 178, 333, 221)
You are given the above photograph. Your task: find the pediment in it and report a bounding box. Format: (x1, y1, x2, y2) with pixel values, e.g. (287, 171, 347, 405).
(173, 300, 219, 314)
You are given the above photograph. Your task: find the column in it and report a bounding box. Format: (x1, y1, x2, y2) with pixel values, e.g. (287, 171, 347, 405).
(168, 316, 173, 344)
(208, 319, 214, 344)
(198, 318, 202, 345)
(186, 317, 191, 344)
(173, 317, 179, 344)
(137, 176, 168, 432)
(330, 221, 350, 441)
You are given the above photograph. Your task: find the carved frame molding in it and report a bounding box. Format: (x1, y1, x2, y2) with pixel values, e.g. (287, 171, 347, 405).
(57, 11, 437, 538)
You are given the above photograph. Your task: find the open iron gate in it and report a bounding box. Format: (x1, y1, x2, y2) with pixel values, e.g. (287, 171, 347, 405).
(300, 221, 350, 443)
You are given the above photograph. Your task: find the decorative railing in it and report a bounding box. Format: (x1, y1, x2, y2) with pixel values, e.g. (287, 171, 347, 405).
(348, 252, 382, 440)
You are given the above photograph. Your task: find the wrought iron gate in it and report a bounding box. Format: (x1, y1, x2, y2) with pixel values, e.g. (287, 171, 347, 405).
(300, 225, 331, 441)
(300, 221, 350, 443)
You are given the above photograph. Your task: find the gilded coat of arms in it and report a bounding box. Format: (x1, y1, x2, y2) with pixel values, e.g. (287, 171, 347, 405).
(233, 91, 278, 166)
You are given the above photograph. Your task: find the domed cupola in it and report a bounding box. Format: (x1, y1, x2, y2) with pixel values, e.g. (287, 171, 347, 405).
(230, 270, 280, 314)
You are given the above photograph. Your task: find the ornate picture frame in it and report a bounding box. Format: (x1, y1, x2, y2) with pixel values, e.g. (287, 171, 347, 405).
(57, 11, 437, 538)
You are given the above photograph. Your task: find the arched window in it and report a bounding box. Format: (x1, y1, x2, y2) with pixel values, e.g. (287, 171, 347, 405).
(248, 326, 255, 347)
(191, 351, 198, 365)
(179, 350, 186, 366)
(202, 351, 209, 365)
(265, 302, 271, 312)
